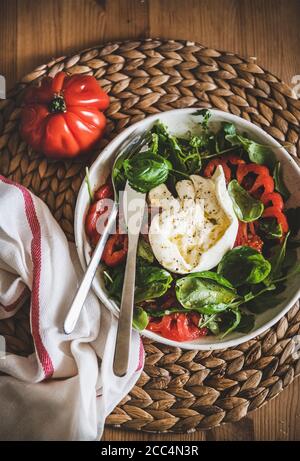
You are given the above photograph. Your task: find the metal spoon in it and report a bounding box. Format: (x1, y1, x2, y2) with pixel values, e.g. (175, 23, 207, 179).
(64, 132, 148, 335)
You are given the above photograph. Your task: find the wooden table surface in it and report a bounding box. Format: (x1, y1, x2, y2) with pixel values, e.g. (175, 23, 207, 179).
(0, 0, 299, 441)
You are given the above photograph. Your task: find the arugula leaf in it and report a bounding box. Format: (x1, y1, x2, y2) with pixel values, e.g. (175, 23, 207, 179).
(228, 180, 264, 222)
(273, 162, 290, 200)
(123, 151, 171, 193)
(236, 312, 255, 333)
(220, 309, 242, 338)
(103, 264, 124, 301)
(104, 262, 172, 304)
(135, 264, 173, 303)
(267, 232, 290, 281)
(247, 290, 283, 314)
(150, 122, 202, 175)
(259, 218, 283, 239)
(85, 167, 94, 203)
(218, 246, 271, 287)
(193, 108, 211, 130)
(223, 122, 237, 137)
(175, 271, 237, 312)
(137, 238, 154, 263)
(200, 314, 220, 335)
(132, 307, 149, 331)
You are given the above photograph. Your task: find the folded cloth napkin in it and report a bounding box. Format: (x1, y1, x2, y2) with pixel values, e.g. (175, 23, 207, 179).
(0, 175, 144, 441)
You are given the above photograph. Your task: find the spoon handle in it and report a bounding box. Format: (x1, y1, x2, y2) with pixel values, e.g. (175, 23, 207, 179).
(113, 231, 139, 377)
(64, 202, 118, 335)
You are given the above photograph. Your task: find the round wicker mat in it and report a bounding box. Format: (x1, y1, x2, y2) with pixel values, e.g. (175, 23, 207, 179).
(0, 39, 300, 433)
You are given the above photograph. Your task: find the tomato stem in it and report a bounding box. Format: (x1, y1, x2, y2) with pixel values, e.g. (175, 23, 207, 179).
(49, 95, 66, 113)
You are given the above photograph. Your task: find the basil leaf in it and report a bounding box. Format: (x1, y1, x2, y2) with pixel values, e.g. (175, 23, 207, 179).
(218, 246, 271, 287)
(123, 151, 171, 193)
(228, 180, 264, 222)
(144, 307, 187, 317)
(273, 162, 290, 200)
(112, 133, 150, 192)
(176, 272, 237, 312)
(181, 270, 235, 289)
(226, 133, 276, 169)
(259, 218, 283, 239)
(137, 238, 154, 263)
(133, 307, 149, 331)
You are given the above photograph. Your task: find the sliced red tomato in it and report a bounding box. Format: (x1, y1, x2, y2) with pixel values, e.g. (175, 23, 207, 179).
(260, 192, 284, 211)
(85, 180, 114, 246)
(262, 207, 289, 234)
(204, 154, 245, 183)
(85, 200, 109, 246)
(102, 233, 128, 267)
(94, 181, 114, 201)
(234, 221, 263, 252)
(147, 312, 208, 342)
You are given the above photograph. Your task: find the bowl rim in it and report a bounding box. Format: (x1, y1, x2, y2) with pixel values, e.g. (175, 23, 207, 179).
(74, 107, 300, 350)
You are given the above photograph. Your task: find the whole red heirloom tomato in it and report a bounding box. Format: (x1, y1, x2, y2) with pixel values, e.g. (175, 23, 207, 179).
(20, 71, 109, 159)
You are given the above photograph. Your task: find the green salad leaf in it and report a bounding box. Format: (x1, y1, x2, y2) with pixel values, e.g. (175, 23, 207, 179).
(112, 133, 150, 191)
(219, 309, 241, 338)
(259, 218, 283, 239)
(235, 312, 255, 333)
(137, 238, 154, 263)
(228, 180, 264, 222)
(123, 151, 171, 193)
(267, 232, 290, 281)
(104, 262, 172, 304)
(175, 271, 238, 313)
(150, 122, 202, 175)
(218, 246, 271, 287)
(132, 307, 149, 331)
(226, 133, 276, 169)
(135, 264, 173, 303)
(273, 162, 290, 200)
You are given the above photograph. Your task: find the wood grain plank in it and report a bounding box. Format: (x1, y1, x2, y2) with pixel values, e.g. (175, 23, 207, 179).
(148, 0, 300, 84)
(2, 0, 149, 89)
(0, 0, 17, 89)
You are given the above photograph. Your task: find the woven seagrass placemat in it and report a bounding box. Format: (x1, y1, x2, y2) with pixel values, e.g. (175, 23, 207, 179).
(0, 39, 300, 433)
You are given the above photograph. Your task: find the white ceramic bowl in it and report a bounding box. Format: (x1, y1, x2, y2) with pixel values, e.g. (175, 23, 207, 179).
(75, 108, 300, 350)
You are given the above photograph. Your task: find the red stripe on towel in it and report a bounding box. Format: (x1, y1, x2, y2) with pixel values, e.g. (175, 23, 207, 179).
(0, 176, 54, 378)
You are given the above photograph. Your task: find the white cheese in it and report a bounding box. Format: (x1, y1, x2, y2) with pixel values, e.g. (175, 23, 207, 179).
(148, 166, 238, 274)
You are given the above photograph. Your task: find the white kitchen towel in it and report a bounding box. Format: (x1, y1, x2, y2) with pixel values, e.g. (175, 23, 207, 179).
(0, 175, 144, 440)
